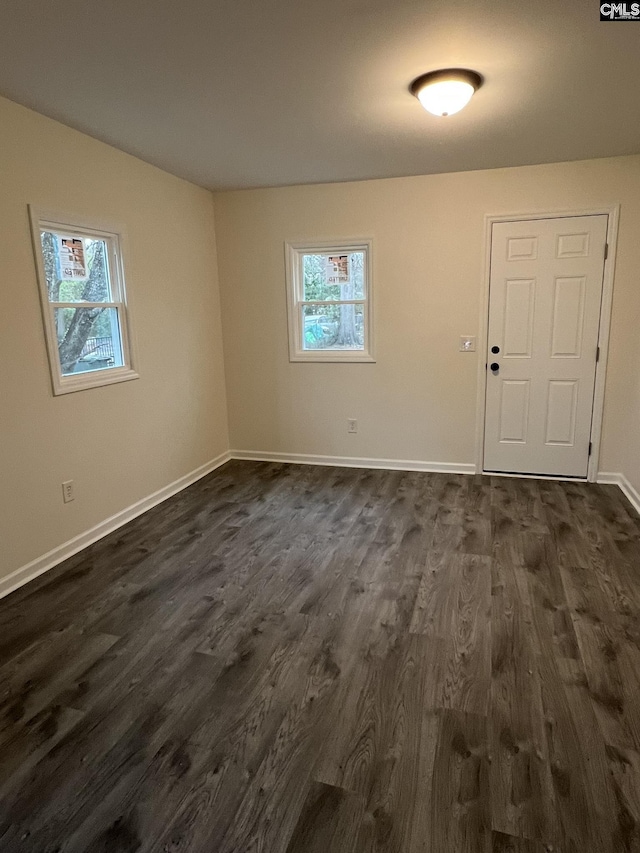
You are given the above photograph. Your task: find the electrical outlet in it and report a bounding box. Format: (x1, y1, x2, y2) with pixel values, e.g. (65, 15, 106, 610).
(459, 336, 476, 352)
(347, 418, 358, 434)
(62, 480, 75, 503)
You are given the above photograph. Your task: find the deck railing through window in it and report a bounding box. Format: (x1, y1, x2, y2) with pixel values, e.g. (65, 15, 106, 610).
(79, 336, 115, 361)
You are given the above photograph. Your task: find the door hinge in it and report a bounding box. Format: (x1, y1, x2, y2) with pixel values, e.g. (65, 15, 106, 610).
(589, 441, 593, 456)
(604, 242, 609, 260)
(596, 346, 600, 363)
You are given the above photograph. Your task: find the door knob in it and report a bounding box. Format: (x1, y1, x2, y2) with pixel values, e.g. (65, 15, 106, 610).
(490, 362, 500, 372)
(491, 345, 500, 354)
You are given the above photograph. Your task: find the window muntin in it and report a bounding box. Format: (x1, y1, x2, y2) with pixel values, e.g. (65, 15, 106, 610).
(286, 240, 374, 362)
(30, 209, 137, 394)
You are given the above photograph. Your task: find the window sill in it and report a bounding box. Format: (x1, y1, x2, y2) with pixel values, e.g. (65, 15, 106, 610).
(289, 353, 376, 364)
(52, 367, 139, 396)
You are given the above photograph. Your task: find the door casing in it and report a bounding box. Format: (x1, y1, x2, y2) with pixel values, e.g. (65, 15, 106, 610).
(475, 206, 620, 482)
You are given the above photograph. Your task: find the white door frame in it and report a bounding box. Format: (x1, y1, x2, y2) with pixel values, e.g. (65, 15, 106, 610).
(475, 205, 620, 482)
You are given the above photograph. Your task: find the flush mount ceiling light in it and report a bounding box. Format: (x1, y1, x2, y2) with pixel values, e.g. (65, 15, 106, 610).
(410, 68, 483, 117)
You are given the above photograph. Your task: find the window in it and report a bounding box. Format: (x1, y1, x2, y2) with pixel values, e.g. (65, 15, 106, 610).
(285, 239, 374, 362)
(29, 208, 137, 395)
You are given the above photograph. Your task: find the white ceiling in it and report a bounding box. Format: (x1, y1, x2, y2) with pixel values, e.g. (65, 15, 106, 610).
(0, 0, 638, 190)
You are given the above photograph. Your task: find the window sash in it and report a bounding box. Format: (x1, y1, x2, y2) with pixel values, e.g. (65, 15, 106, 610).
(29, 206, 138, 395)
(49, 303, 129, 374)
(285, 239, 374, 363)
(49, 301, 122, 310)
(297, 258, 367, 301)
(40, 226, 123, 303)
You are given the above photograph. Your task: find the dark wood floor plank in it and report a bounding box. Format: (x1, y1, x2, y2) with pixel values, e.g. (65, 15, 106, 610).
(212, 639, 343, 852)
(353, 635, 440, 853)
(410, 550, 491, 714)
(430, 708, 491, 852)
(60, 736, 199, 853)
(0, 634, 225, 846)
(285, 782, 365, 853)
(0, 631, 119, 739)
(528, 563, 620, 850)
(409, 550, 460, 637)
(0, 704, 85, 800)
(517, 533, 581, 663)
(489, 556, 555, 844)
(66, 630, 323, 852)
(313, 583, 412, 797)
(430, 506, 466, 553)
(440, 553, 492, 715)
(491, 831, 547, 852)
(1, 463, 640, 852)
(0, 699, 167, 849)
(570, 614, 640, 753)
(491, 476, 546, 527)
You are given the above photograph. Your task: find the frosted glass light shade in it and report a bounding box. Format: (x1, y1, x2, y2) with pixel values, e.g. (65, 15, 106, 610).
(410, 69, 482, 117)
(417, 79, 474, 116)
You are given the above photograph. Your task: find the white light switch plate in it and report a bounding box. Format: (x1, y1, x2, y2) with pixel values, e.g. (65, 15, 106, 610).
(459, 336, 476, 352)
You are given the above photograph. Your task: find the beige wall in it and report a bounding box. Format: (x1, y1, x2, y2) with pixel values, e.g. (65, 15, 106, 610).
(214, 155, 640, 493)
(0, 96, 229, 581)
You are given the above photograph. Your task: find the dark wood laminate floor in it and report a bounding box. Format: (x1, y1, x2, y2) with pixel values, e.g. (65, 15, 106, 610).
(1, 462, 640, 852)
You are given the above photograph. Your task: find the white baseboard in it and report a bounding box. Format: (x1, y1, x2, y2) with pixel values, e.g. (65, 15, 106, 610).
(230, 449, 476, 476)
(598, 471, 640, 515)
(0, 451, 231, 602)
(597, 471, 620, 485)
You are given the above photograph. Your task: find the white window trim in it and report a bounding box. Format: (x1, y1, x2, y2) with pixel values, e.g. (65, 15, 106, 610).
(285, 238, 375, 363)
(28, 206, 138, 396)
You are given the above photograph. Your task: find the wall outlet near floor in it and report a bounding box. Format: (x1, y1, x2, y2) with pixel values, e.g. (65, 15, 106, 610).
(459, 336, 477, 352)
(62, 480, 75, 503)
(347, 418, 358, 434)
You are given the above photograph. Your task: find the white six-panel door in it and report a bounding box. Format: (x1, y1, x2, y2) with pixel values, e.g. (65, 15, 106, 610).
(484, 215, 607, 478)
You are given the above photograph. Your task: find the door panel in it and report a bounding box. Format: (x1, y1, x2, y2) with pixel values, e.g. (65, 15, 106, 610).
(484, 215, 607, 478)
(551, 277, 585, 358)
(507, 235, 538, 260)
(499, 380, 530, 443)
(545, 380, 578, 445)
(503, 279, 535, 357)
(556, 231, 590, 258)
